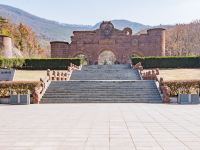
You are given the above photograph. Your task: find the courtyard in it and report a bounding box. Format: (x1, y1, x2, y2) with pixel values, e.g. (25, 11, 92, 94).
(1, 0, 200, 150)
(0, 104, 200, 150)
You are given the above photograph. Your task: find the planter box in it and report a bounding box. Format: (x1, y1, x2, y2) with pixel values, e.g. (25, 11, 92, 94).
(0, 98, 10, 104)
(178, 94, 199, 104)
(191, 94, 200, 104)
(10, 94, 30, 105)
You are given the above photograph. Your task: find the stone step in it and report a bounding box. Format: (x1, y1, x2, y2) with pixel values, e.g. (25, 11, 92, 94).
(46, 86, 157, 90)
(47, 85, 156, 88)
(44, 90, 159, 94)
(41, 101, 161, 104)
(49, 82, 155, 86)
(41, 98, 161, 103)
(46, 87, 155, 93)
(44, 92, 159, 95)
(42, 97, 160, 100)
(43, 95, 161, 98)
(46, 88, 157, 91)
(70, 64, 140, 80)
(50, 80, 153, 83)
(49, 83, 155, 86)
(41, 65, 162, 103)
(43, 96, 160, 99)
(42, 81, 162, 103)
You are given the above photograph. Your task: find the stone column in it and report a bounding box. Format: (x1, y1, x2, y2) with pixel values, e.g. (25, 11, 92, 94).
(0, 35, 12, 58)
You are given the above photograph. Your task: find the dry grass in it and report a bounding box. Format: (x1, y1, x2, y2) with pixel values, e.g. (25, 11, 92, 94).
(14, 69, 200, 81)
(14, 70, 46, 81)
(158, 69, 200, 81)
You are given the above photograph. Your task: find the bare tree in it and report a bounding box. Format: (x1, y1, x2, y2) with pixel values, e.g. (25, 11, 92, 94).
(166, 20, 200, 56)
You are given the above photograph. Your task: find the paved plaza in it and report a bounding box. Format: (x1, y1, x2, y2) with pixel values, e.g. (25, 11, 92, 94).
(0, 104, 200, 150)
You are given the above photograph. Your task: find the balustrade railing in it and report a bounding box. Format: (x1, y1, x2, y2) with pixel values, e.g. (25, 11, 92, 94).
(33, 63, 82, 104)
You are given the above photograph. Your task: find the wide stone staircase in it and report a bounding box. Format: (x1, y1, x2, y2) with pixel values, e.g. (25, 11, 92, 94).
(70, 64, 141, 80)
(41, 64, 162, 103)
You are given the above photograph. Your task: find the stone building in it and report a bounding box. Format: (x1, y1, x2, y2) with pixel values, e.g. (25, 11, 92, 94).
(0, 35, 12, 58)
(51, 21, 166, 64)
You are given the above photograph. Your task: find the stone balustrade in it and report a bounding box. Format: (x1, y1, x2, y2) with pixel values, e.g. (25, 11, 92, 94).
(32, 64, 81, 104)
(142, 69, 159, 81)
(133, 62, 171, 103)
(133, 62, 159, 81)
(159, 78, 171, 103)
(33, 77, 50, 104)
(47, 63, 81, 81)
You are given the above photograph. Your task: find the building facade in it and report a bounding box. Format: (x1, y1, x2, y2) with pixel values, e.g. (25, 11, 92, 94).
(51, 21, 166, 64)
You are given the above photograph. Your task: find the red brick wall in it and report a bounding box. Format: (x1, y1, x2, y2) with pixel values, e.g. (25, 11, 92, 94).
(50, 22, 166, 64)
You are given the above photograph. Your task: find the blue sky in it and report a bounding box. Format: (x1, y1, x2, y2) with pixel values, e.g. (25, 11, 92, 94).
(1, 0, 200, 25)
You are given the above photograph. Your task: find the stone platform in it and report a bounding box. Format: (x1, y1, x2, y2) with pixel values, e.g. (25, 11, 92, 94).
(0, 104, 200, 150)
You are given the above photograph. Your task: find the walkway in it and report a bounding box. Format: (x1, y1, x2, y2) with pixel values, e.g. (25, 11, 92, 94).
(0, 104, 200, 150)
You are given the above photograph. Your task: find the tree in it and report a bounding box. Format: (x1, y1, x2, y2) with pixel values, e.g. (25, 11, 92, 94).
(166, 20, 200, 56)
(0, 16, 44, 57)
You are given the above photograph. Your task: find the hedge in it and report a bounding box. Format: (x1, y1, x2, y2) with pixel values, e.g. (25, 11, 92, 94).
(131, 56, 200, 68)
(0, 58, 25, 69)
(0, 58, 82, 70)
(162, 80, 200, 97)
(0, 81, 40, 98)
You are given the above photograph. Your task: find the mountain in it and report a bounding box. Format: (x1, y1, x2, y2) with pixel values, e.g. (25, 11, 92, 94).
(93, 20, 150, 33)
(0, 4, 92, 42)
(0, 4, 149, 42)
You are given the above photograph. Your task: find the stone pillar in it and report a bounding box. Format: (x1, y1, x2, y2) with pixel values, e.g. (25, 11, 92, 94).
(147, 28, 166, 56)
(0, 35, 12, 58)
(50, 41, 69, 58)
(160, 29, 166, 56)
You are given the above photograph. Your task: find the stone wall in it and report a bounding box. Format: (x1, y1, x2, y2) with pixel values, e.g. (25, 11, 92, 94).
(51, 21, 166, 64)
(0, 35, 12, 58)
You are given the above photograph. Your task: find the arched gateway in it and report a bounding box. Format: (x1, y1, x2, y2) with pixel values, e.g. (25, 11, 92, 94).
(51, 21, 166, 64)
(98, 50, 116, 65)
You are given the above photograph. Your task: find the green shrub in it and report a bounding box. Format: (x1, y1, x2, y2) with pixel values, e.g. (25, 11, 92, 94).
(131, 56, 200, 69)
(0, 58, 82, 70)
(0, 81, 40, 98)
(23, 58, 81, 70)
(0, 58, 25, 69)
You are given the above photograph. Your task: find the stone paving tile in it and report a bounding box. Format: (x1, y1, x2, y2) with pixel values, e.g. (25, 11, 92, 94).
(1, 104, 200, 150)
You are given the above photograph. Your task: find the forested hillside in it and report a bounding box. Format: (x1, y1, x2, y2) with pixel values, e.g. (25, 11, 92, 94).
(166, 20, 200, 56)
(0, 16, 44, 57)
